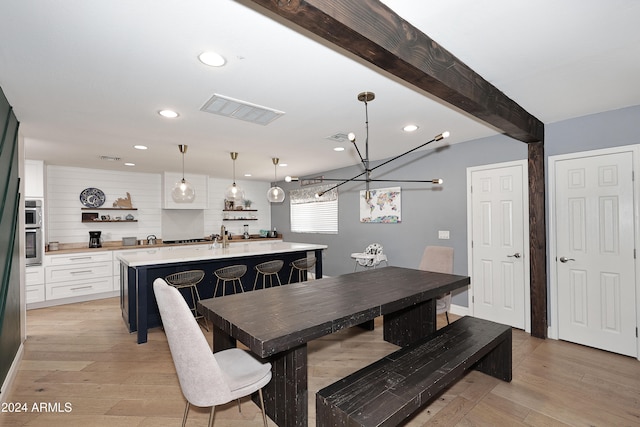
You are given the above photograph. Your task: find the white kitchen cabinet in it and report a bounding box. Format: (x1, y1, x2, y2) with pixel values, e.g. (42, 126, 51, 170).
(162, 172, 209, 209)
(45, 251, 113, 301)
(25, 265, 45, 304)
(24, 159, 44, 198)
(46, 277, 113, 300)
(46, 251, 112, 266)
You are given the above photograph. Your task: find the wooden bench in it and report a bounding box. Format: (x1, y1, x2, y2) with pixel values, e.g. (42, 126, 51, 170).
(316, 316, 512, 427)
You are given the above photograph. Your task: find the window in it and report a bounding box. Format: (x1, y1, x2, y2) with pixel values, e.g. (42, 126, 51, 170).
(290, 185, 338, 234)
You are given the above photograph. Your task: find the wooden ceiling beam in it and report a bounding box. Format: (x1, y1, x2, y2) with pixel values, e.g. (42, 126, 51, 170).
(243, 0, 544, 143)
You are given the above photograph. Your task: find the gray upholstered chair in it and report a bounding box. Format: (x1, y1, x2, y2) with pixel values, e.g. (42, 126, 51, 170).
(418, 246, 454, 324)
(153, 278, 271, 427)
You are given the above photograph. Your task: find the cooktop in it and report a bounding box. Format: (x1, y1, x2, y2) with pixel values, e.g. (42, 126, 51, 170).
(163, 238, 208, 244)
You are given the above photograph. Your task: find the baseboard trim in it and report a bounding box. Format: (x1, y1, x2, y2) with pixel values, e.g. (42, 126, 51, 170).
(0, 342, 24, 403)
(450, 303, 470, 317)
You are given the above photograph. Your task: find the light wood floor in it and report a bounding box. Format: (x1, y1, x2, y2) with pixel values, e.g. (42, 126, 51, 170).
(2, 297, 639, 426)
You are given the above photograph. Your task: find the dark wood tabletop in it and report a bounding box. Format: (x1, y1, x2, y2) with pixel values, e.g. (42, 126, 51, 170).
(199, 266, 470, 357)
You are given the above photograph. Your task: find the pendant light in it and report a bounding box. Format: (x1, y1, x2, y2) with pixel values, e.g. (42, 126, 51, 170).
(171, 145, 196, 203)
(224, 152, 244, 204)
(267, 157, 285, 203)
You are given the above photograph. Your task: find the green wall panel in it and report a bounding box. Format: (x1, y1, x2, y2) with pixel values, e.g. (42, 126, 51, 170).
(0, 85, 21, 391)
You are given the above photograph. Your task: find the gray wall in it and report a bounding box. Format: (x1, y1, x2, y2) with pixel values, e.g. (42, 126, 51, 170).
(271, 104, 640, 308)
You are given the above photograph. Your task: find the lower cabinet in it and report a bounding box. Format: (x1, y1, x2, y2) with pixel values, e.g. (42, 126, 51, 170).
(25, 265, 45, 304)
(44, 251, 114, 302)
(46, 276, 113, 300)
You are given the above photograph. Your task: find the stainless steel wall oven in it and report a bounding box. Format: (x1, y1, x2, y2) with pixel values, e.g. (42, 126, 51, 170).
(25, 200, 43, 266)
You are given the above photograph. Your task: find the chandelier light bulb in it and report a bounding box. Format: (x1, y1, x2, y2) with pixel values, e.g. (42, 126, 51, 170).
(435, 131, 451, 141)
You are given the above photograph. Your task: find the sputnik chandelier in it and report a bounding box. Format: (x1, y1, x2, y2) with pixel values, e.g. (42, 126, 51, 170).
(315, 91, 449, 199)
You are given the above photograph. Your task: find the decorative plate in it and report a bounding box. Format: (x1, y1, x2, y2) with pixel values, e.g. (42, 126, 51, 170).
(80, 187, 106, 208)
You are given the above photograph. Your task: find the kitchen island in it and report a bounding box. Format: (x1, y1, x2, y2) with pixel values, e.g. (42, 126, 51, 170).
(117, 241, 327, 343)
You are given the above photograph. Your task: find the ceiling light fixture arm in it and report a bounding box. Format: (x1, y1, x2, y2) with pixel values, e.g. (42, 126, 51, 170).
(320, 178, 443, 184)
(315, 132, 447, 197)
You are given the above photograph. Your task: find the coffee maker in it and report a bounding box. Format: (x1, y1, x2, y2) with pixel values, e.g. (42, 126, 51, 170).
(89, 231, 102, 248)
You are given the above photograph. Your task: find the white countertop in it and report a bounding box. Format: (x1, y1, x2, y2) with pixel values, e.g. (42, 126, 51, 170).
(116, 241, 327, 267)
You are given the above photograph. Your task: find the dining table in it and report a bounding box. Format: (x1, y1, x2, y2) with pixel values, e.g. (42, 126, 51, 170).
(198, 266, 470, 427)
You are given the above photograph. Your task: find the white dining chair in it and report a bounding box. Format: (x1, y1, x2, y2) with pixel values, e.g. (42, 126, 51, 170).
(418, 246, 454, 324)
(153, 278, 272, 427)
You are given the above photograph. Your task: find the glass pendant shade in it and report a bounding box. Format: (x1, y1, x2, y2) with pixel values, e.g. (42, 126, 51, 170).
(267, 157, 285, 203)
(267, 185, 285, 203)
(172, 178, 196, 202)
(171, 145, 196, 203)
(225, 152, 244, 205)
(225, 183, 245, 204)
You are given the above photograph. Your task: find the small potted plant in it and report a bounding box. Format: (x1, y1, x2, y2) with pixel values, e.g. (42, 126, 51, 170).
(244, 199, 253, 209)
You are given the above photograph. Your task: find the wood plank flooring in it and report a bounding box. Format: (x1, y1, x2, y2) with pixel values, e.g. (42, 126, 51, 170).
(2, 297, 639, 426)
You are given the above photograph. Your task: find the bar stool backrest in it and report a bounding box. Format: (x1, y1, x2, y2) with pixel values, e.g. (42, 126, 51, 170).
(165, 270, 205, 288)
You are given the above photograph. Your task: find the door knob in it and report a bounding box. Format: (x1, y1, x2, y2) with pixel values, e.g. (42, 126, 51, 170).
(507, 252, 521, 258)
(559, 256, 575, 263)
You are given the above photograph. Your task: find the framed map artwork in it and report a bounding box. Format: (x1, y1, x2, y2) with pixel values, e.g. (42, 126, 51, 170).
(359, 186, 401, 223)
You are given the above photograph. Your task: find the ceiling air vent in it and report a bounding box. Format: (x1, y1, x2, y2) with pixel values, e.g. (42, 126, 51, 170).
(200, 93, 285, 126)
(326, 132, 350, 143)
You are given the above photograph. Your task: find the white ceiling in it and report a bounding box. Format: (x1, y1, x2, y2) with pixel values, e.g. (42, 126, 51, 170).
(1, 0, 639, 181)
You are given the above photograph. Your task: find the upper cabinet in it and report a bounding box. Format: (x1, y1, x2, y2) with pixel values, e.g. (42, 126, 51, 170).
(25, 159, 44, 198)
(162, 172, 209, 209)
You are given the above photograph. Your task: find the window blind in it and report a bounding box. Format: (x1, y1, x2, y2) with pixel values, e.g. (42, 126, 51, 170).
(290, 185, 338, 234)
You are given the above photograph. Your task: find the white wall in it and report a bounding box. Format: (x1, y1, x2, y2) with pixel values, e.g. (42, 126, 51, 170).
(46, 165, 271, 244)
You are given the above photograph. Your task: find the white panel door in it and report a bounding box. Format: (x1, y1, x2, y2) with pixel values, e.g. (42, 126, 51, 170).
(555, 151, 637, 356)
(471, 163, 526, 329)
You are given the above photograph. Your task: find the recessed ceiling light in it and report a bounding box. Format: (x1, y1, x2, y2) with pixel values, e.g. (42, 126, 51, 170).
(279, 163, 287, 167)
(124, 162, 135, 167)
(244, 173, 252, 177)
(403, 124, 419, 132)
(334, 147, 345, 152)
(198, 51, 226, 67)
(134, 145, 148, 150)
(159, 110, 179, 118)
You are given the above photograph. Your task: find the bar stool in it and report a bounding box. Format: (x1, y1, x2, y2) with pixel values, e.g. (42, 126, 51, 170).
(164, 269, 208, 330)
(214, 264, 247, 296)
(288, 256, 317, 284)
(253, 260, 284, 290)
